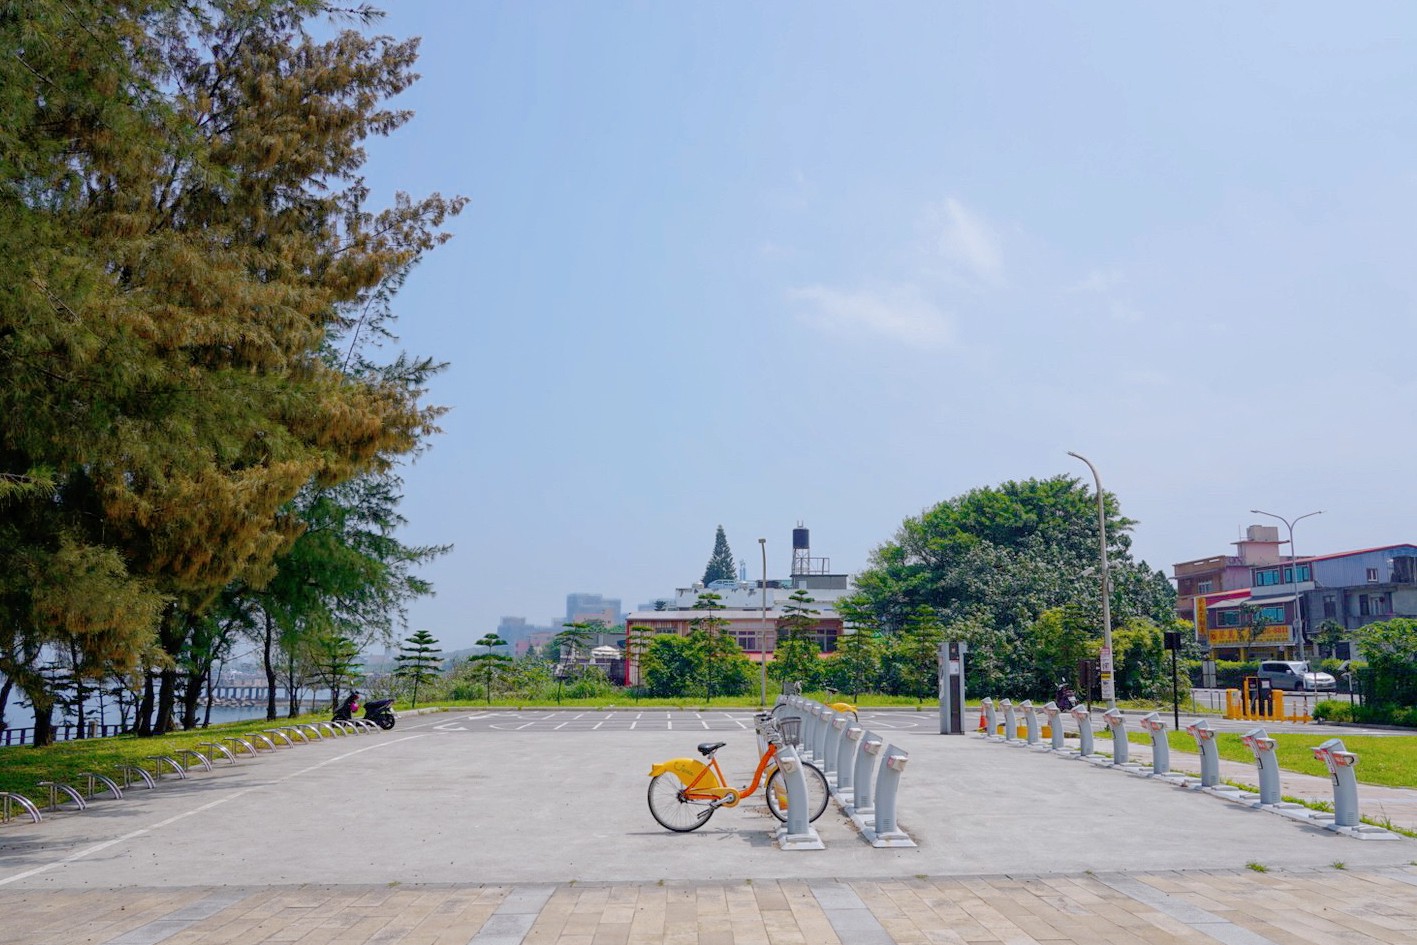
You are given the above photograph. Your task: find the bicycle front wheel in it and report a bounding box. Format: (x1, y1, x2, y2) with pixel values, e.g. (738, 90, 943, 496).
(647, 773, 715, 832)
(765, 762, 830, 824)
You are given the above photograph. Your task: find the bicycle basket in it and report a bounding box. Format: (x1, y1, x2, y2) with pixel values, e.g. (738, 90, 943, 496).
(776, 716, 802, 747)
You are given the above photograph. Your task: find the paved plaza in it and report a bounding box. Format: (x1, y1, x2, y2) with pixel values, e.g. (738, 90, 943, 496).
(2, 709, 1416, 943)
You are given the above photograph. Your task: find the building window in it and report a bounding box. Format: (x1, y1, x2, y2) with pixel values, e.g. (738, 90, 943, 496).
(1259, 605, 1286, 623)
(1281, 565, 1312, 583)
(1367, 568, 1379, 583)
(1197, 580, 1214, 594)
(1217, 611, 1240, 627)
(1323, 596, 1337, 619)
(1255, 568, 1280, 587)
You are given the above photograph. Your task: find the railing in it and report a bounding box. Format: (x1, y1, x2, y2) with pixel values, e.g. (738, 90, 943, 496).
(0, 723, 128, 747)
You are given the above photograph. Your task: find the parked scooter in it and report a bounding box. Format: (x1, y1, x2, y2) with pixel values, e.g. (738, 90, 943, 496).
(332, 691, 397, 730)
(1054, 683, 1078, 712)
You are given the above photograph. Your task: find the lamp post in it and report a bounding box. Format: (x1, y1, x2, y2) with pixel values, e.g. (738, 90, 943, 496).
(1250, 508, 1323, 661)
(759, 537, 769, 709)
(1068, 451, 1115, 709)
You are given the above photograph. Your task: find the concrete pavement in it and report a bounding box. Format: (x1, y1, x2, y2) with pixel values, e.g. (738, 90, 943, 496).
(1, 708, 1415, 944)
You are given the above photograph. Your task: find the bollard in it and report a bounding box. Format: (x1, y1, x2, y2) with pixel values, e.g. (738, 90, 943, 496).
(868, 746, 914, 846)
(1313, 738, 1360, 827)
(838, 725, 864, 799)
(1242, 727, 1281, 805)
(814, 708, 836, 763)
(1139, 712, 1170, 775)
(773, 745, 826, 849)
(1070, 705, 1094, 757)
(1001, 699, 1018, 742)
(852, 733, 884, 815)
(1185, 719, 1220, 787)
(825, 715, 849, 781)
(1101, 708, 1128, 765)
(981, 697, 998, 738)
(1021, 700, 1040, 745)
(1043, 701, 1065, 750)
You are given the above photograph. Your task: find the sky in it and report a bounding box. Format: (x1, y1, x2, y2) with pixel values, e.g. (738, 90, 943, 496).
(350, 2, 1417, 650)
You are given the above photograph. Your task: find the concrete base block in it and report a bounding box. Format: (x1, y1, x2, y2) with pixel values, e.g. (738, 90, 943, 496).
(775, 825, 826, 850)
(846, 809, 917, 848)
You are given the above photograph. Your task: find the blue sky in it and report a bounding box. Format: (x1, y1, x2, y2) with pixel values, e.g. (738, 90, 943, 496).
(358, 2, 1417, 649)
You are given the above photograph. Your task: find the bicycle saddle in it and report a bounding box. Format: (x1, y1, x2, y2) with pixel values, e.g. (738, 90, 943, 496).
(697, 741, 726, 757)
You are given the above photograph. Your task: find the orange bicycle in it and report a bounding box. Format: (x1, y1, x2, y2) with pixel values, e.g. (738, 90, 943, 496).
(646, 713, 830, 832)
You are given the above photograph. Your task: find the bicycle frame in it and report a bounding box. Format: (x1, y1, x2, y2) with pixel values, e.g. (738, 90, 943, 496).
(647, 740, 780, 809)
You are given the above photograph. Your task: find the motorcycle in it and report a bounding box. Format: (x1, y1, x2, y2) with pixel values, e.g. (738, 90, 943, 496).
(332, 691, 397, 730)
(1054, 683, 1078, 712)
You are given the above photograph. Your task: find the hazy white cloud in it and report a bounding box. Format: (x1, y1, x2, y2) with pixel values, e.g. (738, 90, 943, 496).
(787, 284, 953, 348)
(935, 197, 1004, 287)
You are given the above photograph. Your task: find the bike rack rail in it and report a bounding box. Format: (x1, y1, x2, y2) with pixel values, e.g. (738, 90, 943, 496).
(145, 755, 189, 780)
(0, 792, 42, 824)
(199, 742, 238, 765)
(222, 735, 259, 756)
(115, 765, 157, 790)
(37, 781, 87, 812)
(264, 729, 296, 746)
(174, 748, 213, 773)
(79, 771, 124, 800)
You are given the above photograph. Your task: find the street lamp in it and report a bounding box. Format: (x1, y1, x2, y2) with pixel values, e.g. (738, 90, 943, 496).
(1250, 508, 1323, 661)
(759, 538, 769, 709)
(1068, 451, 1116, 709)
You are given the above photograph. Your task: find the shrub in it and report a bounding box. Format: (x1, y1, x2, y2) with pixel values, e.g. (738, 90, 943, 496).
(1312, 700, 1355, 723)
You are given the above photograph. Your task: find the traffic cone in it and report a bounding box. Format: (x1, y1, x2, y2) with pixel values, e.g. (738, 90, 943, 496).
(977, 706, 986, 732)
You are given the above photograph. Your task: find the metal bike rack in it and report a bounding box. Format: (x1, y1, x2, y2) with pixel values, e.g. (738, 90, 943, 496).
(1021, 700, 1040, 746)
(37, 781, 87, 812)
(248, 732, 278, 750)
(199, 742, 238, 765)
(848, 733, 883, 817)
(836, 725, 864, 801)
(1043, 701, 1065, 751)
(222, 735, 259, 755)
(861, 745, 915, 848)
(264, 729, 296, 746)
(315, 722, 338, 738)
(1313, 738, 1360, 827)
(1139, 712, 1170, 776)
(1101, 708, 1129, 766)
(772, 743, 825, 851)
(1070, 706, 1095, 758)
(825, 715, 849, 781)
(980, 697, 998, 738)
(146, 756, 188, 780)
(814, 708, 836, 763)
(1184, 719, 1220, 787)
(1000, 699, 1018, 742)
(115, 765, 157, 790)
(79, 772, 124, 800)
(0, 793, 42, 824)
(1241, 727, 1280, 805)
(296, 724, 323, 740)
(174, 748, 212, 772)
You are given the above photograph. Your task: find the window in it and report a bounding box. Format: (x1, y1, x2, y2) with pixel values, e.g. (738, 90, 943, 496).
(1255, 568, 1281, 586)
(1259, 605, 1286, 623)
(1323, 596, 1337, 619)
(1217, 611, 1240, 627)
(1359, 594, 1370, 616)
(1197, 580, 1214, 594)
(1367, 568, 1379, 583)
(1281, 565, 1312, 583)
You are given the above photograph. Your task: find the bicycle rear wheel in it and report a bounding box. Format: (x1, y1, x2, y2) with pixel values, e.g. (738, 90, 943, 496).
(647, 773, 715, 832)
(764, 761, 830, 823)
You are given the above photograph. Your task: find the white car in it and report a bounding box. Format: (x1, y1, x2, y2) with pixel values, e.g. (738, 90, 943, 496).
(1257, 660, 1337, 692)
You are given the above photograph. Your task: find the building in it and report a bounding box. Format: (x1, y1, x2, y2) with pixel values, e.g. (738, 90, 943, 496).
(565, 592, 622, 626)
(621, 525, 853, 685)
(1187, 540, 1417, 660)
(1173, 525, 1283, 625)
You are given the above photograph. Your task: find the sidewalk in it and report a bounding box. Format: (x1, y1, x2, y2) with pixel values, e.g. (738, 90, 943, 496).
(5, 869, 1417, 944)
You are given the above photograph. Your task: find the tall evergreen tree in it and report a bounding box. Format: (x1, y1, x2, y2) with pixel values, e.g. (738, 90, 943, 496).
(701, 526, 737, 585)
(394, 629, 442, 708)
(772, 590, 821, 691)
(468, 633, 511, 704)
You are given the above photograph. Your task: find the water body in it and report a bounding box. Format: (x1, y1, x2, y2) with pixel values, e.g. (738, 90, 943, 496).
(2, 690, 336, 739)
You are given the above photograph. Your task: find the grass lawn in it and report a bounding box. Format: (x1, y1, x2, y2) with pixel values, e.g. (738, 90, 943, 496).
(1118, 729, 1417, 790)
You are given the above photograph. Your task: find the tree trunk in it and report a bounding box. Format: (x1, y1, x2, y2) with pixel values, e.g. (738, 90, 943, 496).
(154, 667, 178, 734)
(262, 612, 279, 721)
(0, 675, 12, 732)
(31, 701, 56, 747)
(180, 668, 202, 730)
(137, 670, 156, 736)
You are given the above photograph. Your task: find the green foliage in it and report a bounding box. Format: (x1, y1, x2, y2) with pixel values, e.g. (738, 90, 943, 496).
(830, 595, 883, 700)
(1355, 618, 1417, 709)
(701, 526, 737, 585)
(887, 605, 945, 702)
(853, 476, 1176, 698)
(639, 634, 705, 698)
(394, 629, 443, 708)
(467, 633, 512, 704)
(771, 590, 821, 690)
(1110, 617, 1167, 701)
(553, 622, 597, 662)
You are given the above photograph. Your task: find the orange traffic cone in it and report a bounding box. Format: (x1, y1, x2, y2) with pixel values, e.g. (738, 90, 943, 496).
(978, 706, 986, 732)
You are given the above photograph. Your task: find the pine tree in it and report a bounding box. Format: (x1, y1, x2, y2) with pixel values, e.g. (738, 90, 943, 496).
(702, 526, 737, 585)
(468, 633, 511, 704)
(772, 590, 821, 691)
(394, 630, 443, 708)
